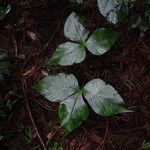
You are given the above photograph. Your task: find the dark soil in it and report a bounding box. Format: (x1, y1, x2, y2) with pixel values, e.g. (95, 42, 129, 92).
(0, 0, 150, 150)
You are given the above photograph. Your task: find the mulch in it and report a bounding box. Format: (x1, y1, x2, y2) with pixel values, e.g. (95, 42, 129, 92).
(0, 0, 149, 150)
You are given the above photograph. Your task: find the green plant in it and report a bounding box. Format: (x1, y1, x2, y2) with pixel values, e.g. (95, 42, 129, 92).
(0, 100, 17, 119)
(34, 10, 133, 133)
(97, 0, 135, 24)
(48, 141, 63, 150)
(0, 5, 11, 21)
(69, 0, 84, 4)
(24, 127, 34, 144)
(45, 12, 118, 67)
(142, 141, 150, 150)
(24, 127, 41, 150)
(34, 73, 132, 133)
(131, 1, 150, 32)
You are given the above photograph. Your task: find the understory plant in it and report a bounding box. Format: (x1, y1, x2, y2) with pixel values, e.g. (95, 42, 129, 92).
(34, 73, 132, 133)
(97, 0, 135, 24)
(44, 12, 118, 67)
(0, 5, 11, 21)
(34, 0, 134, 133)
(131, 0, 150, 33)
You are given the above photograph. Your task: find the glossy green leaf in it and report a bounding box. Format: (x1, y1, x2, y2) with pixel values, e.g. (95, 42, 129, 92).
(59, 93, 89, 133)
(64, 12, 89, 43)
(97, 0, 132, 24)
(84, 79, 132, 116)
(85, 28, 118, 55)
(34, 73, 79, 102)
(34, 73, 89, 133)
(34, 73, 132, 132)
(0, 5, 11, 21)
(97, 0, 123, 24)
(45, 13, 119, 67)
(44, 42, 86, 67)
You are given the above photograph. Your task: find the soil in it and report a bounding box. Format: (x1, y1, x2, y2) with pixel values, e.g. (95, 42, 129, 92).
(0, 0, 150, 150)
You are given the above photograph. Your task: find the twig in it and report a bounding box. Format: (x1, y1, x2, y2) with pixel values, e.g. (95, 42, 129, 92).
(138, 39, 150, 52)
(22, 78, 47, 150)
(96, 120, 109, 150)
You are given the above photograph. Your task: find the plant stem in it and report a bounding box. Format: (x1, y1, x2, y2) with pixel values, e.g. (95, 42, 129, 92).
(22, 78, 47, 150)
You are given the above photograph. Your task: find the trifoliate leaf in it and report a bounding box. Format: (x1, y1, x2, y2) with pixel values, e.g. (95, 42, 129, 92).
(44, 42, 86, 67)
(84, 79, 132, 116)
(45, 14, 119, 67)
(34, 73, 132, 132)
(64, 12, 89, 43)
(59, 93, 89, 133)
(85, 28, 118, 55)
(0, 5, 11, 21)
(34, 73, 79, 102)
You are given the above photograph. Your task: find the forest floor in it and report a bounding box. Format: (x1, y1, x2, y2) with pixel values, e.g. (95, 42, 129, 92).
(0, 0, 150, 150)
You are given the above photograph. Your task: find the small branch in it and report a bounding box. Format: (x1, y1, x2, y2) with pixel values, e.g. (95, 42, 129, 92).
(22, 78, 47, 150)
(96, 120, 109, 150)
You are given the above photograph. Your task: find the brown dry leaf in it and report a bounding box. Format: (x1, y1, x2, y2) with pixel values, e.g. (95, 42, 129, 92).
(27, 31, 37, 41)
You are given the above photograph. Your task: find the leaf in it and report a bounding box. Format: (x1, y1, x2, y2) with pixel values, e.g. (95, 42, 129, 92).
(34, 73, 132, 132)
(85, 28, 118, 55)
(64, 12, 89, 43)
(34, 73, 79, 102)
(139, 9, 150, 32)
(131, 8, 150, 32)
(131, 16, 142, 28)
(97, 0, 131, 24)
(0, 135, 4, 140)
(142, 141, 150, 150)
(59, 93, 89, 133)
(0, 5, 11, 21)
(84, 79, 132, 116)
(44, 42, 86, 67)
(69, 0, 84, 4)
(34, 73, 89, 133)
(97, 0, 123, 24)
(48, 141, 63, 150)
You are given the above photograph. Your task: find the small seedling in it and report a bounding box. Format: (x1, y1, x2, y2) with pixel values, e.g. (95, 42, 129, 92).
(0, 5, 11, 21)
(142, 141, 150, 150)
(48, 141, 63, 150)
(45, 12, 118, 67)
(34, 73, 132, 133)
